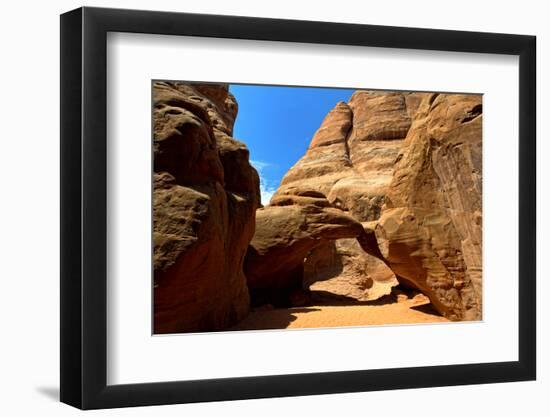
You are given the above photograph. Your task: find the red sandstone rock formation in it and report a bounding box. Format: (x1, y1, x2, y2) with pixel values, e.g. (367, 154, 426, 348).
(263, 91, 427, 302)
(153, 83, 483, 330)
(153, 82, 260, 333)
(376, 93, 483, 321)
(244, 190, 366, 306)
(252, 90, 482, 321)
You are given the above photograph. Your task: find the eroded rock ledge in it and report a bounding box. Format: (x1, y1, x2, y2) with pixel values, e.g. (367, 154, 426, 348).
(244, 190, 368, 306)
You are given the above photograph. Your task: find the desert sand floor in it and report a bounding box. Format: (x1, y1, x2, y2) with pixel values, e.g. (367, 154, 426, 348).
(231, 294, 449, 331)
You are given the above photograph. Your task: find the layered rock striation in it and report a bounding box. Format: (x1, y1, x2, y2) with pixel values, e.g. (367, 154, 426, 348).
(153, 82, 260, 333)
(276, 91, 425, 220)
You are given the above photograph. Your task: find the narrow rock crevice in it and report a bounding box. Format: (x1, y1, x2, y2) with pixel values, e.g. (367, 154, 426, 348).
(461, 103, 483, 123)
(343, 103, 354, 167)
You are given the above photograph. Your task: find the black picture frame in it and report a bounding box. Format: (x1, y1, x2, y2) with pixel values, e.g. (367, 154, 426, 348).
(60, 6, 536, 410)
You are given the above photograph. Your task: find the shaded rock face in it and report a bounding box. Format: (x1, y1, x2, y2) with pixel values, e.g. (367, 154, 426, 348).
(244, 191, 365, 306)
(303, 237, 397, 302)
(377, 93, 483, 321)
(153, 82, 260, 333)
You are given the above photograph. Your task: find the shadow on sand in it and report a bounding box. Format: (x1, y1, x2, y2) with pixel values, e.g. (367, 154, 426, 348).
(410, 302, 444, 317)
(309, 290, 398, 306)
(229, 307, 321, 331)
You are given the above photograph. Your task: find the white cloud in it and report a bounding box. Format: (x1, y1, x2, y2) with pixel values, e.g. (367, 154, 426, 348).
(259, 184, 276, 205)
(250, 160, 270, 170)
(250, 160, 277, 205)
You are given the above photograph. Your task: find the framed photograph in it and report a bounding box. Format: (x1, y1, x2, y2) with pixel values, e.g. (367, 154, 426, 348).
(60, 6, 536, 409)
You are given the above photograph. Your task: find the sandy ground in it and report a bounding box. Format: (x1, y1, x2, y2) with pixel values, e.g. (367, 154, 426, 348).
(231, 294, 449, 331)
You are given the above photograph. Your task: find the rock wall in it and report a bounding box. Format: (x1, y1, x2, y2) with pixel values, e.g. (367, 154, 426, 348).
(376, 93, 483, 320)
(153, 82, 260, 333)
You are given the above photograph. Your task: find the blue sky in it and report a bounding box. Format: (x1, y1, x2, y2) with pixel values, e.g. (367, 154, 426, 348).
(230, 84, 355, 204)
